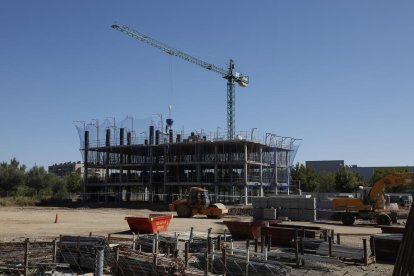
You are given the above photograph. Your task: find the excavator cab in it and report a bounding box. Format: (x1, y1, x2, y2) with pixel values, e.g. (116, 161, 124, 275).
(354, 186, 372, 205)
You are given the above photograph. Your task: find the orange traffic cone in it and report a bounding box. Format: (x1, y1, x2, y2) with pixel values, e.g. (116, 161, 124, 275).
(54, 213, 58, 223)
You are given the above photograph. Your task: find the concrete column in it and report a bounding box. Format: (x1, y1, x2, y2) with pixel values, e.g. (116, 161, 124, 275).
(286, 151, 290, 195)
(105, 129, 111, 202)
(214, 143, 218, 183)
(274, 150, 278, 195)
(260, 147, 263, 197)
(244, 185, 248, 205)
(83, 131, 89, 201)
(163, 146, 167, 200)
(126, 132, 131, 183)
(149, 147, 153, 203)
(119, 128, 124, 183)
(196, 144, 201, 183)
(244, 143, 248, 205)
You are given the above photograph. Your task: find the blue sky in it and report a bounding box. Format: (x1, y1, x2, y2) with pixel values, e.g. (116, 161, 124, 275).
(0, 1, 413, 168)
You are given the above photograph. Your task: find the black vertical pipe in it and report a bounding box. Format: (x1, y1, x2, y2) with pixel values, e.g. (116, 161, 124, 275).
(83, 130, 89, 200)
(149, 126, 154, 145)
(127, 132, 132, 145)
(126, 131, 132, 192)
(155, 130, 160, 145)
(119, 128, 124, 146)
(105, 129, 111, 147)
(104, 129, 110, 202)
(169, 129, 173, 143)
(119, 128, 124, 184)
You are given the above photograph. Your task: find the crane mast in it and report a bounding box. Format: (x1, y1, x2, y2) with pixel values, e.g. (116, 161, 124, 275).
(112, 24, 249, 139)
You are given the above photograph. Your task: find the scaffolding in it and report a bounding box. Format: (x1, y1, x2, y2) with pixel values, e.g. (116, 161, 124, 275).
(76, 117, 301, 204)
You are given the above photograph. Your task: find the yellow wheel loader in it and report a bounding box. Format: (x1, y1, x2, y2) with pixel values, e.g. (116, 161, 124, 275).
(169, 187, 228, 219)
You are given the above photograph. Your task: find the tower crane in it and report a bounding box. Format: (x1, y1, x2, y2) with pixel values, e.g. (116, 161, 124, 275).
(111, 24, 249, 140)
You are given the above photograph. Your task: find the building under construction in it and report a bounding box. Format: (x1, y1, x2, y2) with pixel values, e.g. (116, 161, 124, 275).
(78, 117, 300, 204)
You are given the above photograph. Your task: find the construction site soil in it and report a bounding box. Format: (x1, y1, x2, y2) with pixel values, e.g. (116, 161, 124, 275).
(0, 206, 395, 275)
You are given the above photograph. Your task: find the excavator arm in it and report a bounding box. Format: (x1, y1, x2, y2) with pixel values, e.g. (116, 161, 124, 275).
(369, 173, 414, 209)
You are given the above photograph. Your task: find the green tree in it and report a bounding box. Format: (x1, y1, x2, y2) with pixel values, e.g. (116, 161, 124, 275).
(52, 177, 69, 199)
(26, 166, 51, 194)
(334, 167, 364, 192)
(291, 163, 319, 192)
(0, 158, 27, 194)
(370, 167, 408, 184)
(317, 172, 336, 192)
(64, 173, 83, 194)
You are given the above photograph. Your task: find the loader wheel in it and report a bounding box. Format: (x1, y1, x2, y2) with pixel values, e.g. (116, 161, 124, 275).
(176, 204, 192, 218)
(377, 213, 392, 226)
(341, 213, 356, 226)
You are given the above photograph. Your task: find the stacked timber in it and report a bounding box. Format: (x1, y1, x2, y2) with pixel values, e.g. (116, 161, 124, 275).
(380, 226, 406, 234)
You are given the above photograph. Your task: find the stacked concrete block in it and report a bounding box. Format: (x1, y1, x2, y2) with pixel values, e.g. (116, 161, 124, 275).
(316, 199, 335, 220)
(251, 197, 277, 220)
(251, 197, 269, 208)
(252, 208, 264, 220)
(252, 195, 316, 222)
(252, 207, 277, 220)
(263, 208, 277, 220)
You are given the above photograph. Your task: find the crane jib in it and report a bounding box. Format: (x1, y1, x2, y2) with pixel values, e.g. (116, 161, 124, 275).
(112, 23, 249, 140)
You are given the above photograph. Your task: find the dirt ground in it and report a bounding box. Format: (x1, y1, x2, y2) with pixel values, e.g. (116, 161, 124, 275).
(0, 206, 396, 275)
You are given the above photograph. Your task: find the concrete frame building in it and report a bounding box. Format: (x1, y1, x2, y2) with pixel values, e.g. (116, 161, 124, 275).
(81, 126, 300, 204)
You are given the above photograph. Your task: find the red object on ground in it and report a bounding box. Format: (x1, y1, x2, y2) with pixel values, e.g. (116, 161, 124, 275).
(381, 226, 406, 234)
(223, 221, 266, 239)
(125, 214, 173, 234)
(262, 226, 319, 246)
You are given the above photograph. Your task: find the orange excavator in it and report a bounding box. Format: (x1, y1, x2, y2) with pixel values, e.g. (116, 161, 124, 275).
(169, 187, 228, 219)
(332, 172, 414, 225)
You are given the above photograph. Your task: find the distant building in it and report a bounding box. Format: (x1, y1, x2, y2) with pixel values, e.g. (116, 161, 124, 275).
(305, 160, 414, 180)
(48, 161, 105, 178)
(306, 160, 344, 173)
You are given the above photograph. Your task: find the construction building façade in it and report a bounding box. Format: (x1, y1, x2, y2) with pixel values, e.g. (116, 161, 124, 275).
(79, 118, 300, 204)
